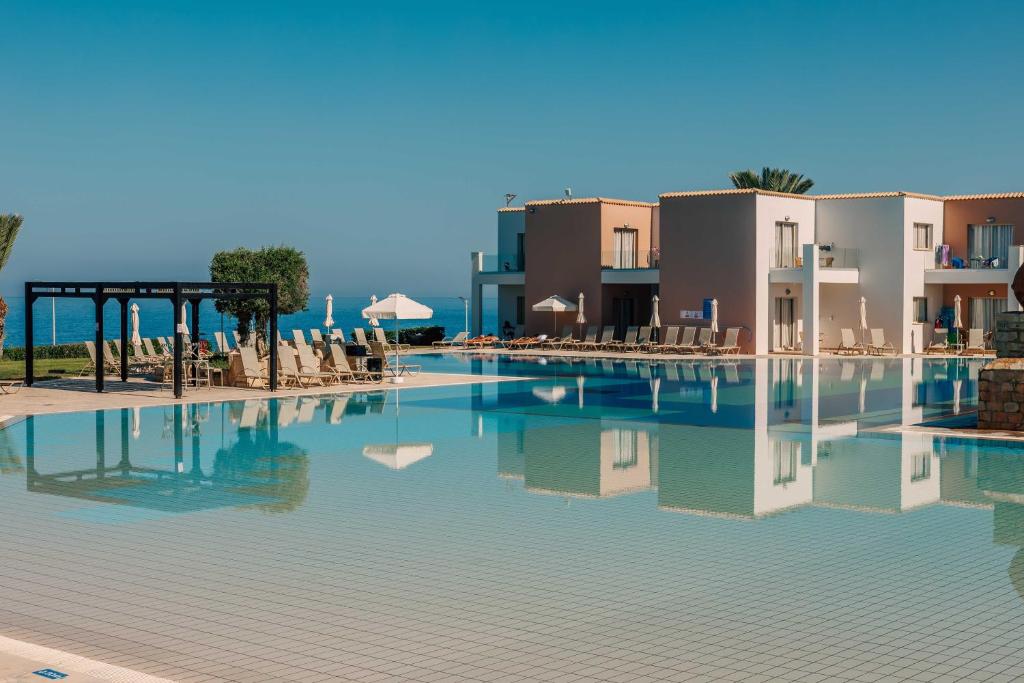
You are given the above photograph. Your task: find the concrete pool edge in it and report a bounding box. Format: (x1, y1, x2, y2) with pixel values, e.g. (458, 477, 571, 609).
(0, 634, 175, 682)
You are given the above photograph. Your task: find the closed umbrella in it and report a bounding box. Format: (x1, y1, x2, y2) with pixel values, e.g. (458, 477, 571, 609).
(858, 296, 868, 345)
(858, 372, 867, 414)
(324, 294, 335, 331)
(368, 295, 380, 328)
(532, 295, 577, 336)
(710, 298, 719, 347)
(362, 293, 433, 384)
(953, 378, 962, 415)
(130, 303, 142, 347)
(180, 303, 189, 336)
(576, 374, 585, 409)
(575, 292, 586, 335)
(649, 294, 661, 343)
(710, 373, 719, 414)
(132, 406, 141, 440)
(650, 376, 661, 413)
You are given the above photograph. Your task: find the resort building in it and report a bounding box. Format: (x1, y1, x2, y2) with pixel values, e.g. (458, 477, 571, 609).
(471, 189, 1024, 354)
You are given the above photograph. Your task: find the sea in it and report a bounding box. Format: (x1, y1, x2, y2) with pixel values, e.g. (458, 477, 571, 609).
(1, 295, 499, 348)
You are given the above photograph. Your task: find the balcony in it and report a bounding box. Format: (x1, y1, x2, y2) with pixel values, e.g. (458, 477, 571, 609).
(922, 246, 1019, 285)
(601, 249, 660, 284)
(769, 246, 859, 284)
(480, 253, 524, 273)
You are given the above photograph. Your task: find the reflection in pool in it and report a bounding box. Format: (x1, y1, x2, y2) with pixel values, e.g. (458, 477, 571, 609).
(1, 356, 1023, 682)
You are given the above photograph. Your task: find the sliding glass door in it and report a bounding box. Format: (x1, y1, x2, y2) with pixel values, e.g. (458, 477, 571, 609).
(967, 224, 1013, 267)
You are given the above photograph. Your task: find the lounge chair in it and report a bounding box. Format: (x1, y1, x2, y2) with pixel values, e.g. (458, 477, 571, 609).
(0, 379, 22, 394)
(374, 326, 410, 351)
(102, 340, 127, 373)
(232, 330, 244, 348)
(647, 326, 679, 353)
(838, 328, 863, 355)
(354, 328, 371, 348)
(214, 331, 232, 353)
(628, 326, 652, 352)
(330, 328, 347, 344)
(369, 341, 420, 377)
(674, 327, 697, 353)
(867, 328, 896, 356)
(925, 328, 949, 354)
(327, 343, 378, 383)
(296, 344, 342, 385)
(567, 326, 598, 350)
(607, 326, 638, 352)
(466, 334, 499, 347)
(238, 347, 271, 388)
(580, 326, 611, 351)
(433, 331, 469, 348)
(309, 329, 325, 348)
(292, 330, 308, 347)
(277, 345, 327, 387)
(713, 327, 741, 355)
(541, 326, 575, 349)
(507, 334, 546, 350)
(691, 328, 713, 354)
(961, 328, 987, 355)
(142, 338, 161, 360)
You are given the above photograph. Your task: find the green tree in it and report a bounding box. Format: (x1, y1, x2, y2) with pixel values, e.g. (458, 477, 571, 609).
(728, 167, 815, 194)
(0, 214, 25, 355)
(209, 245, 309, 344)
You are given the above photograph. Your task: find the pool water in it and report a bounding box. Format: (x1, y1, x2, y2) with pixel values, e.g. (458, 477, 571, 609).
(0, 356, 1022, 682)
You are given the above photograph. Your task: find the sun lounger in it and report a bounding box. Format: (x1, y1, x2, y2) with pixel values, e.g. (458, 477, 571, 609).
(647, 326, 679, 353)
(925, 328, 949, 354)
(354, 327, 371, 348)
(369, 341, 420, 377)
(681, 328, 712, 354)
(713, 327, 741, 355)
(278, 345, 327, 387)
(238, 347, 271, 388)
(328, 343, 379, 383)
(507, 334, 546, 350)
(672, 327, 697, 353)
(296, 344, 342, 385)
(330, 328, 347, 344)
(606, 326, 638, 352)
(837, 328, 863, 355)
(374, 326, 410, 351)
(867, 328, 895, 356)
(0, 380, 23, 394)
(566, 326, 598, 350)
(434, 331, 469, 348)
(540, 326, 574, 349)
(580, 326, 611, 351)
(961, 328, 987, 355)
(466, 335, 499, 347)
(213, 331, 231, 353)
(309, 329, 325, 347)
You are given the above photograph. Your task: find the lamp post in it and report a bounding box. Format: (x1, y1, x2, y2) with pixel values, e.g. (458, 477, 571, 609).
(457, 296, 469, 336)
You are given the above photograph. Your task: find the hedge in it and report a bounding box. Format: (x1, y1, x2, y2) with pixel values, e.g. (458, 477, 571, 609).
(352, 325, 446, 346)
(3, 343, 89, 360)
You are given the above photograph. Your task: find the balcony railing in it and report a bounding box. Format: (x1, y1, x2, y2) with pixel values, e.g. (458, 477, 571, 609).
(601, 249, 660, 270)
(480, 253, 525, 273)
(769, 246, 859, 269)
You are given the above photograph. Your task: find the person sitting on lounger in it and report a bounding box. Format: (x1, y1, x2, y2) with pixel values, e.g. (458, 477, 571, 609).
(502, 320, 515, 340)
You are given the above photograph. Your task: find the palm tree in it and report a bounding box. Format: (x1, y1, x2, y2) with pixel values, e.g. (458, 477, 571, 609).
(729, 167, 814, 194)
(0, 214, 24, 356)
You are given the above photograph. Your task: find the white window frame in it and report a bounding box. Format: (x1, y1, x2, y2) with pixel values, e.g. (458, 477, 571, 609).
(913, 223, 933, 251)
(912, 297, 928, 324)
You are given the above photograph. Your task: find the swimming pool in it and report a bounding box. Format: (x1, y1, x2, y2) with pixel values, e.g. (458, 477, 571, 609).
(0, 355, 1021, 682)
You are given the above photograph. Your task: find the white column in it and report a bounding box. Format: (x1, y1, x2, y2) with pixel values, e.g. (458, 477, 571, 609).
(1008, 245, 1023, 312)
(801, 243, 820, 356)
(470, 252, 484, 335)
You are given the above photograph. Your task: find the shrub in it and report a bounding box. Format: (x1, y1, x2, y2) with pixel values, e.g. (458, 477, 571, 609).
(354, 326, 446, 346)
(4, 343, 89, 360)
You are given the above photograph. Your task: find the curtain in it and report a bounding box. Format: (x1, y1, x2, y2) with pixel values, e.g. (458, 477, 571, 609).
(969, 297, 1008, 334)
(968, 224, 1013, 267)
(775, 223, 796, 267)
(613, 229, 637, 269)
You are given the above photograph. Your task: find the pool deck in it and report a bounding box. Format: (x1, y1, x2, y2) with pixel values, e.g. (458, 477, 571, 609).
(0, 634, 174, 682)
(0, 371, 523, 418)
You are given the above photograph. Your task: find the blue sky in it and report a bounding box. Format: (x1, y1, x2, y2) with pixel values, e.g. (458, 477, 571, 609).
(1, 0, 1021, 296)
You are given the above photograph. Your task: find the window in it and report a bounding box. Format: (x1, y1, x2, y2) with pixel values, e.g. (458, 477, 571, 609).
(608, 428, 639, 469)
(612, 228, 637, 269)
(969, 296, 1007, 334)
(968, 224, 1013, 267)
(910, 453, 931, 482)
(515, 296, 525, 325)
(772, 440, 799, 485)
(913, 223, 933, 250)
(913, 297, 928, 323)
(774, 222, 799, 267)
(516, 232, 526, 270)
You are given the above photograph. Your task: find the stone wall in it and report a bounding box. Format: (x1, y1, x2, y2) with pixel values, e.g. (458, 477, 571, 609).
(978, 358, 1024, 430)
(994, 311, 1024, 358)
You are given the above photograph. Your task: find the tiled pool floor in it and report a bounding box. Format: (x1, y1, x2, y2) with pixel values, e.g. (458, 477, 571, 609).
(0, 356, 1022, 682)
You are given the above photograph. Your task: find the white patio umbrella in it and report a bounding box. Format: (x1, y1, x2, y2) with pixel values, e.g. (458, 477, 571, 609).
(532, 295, 577, 335)
(179, 302, 189, 336)
(575, 292, 586, 334)
(132, 406, 142, 440)
(324, 294, 335, 331)
(362, 443, 434, 470)
(858, 296, 868, 345)
(953, 294, 963, 346)
(368, 294, 380, 327)
(650, 294, 661, 342)
(710, 299, 719, 347)
(362, 293, 433, 384)
(532, 385, 567, 403)
(130, 303, 142, 347)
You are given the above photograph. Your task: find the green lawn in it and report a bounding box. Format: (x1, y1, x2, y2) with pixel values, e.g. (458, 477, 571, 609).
(0, 357, 90, 380)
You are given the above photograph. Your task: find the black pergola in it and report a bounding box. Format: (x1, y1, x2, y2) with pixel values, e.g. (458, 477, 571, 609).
(24, 281, 278, 398)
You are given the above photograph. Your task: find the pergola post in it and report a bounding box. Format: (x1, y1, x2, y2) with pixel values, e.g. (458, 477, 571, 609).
(95, 410, 106, 477)
(119, 408, 131, 470)
(95, 291, 104, 393)
(173, 285, 183, 399)
(191, 298, 201, 357)
(24, 282, 33, 387)
(269, 283, 278, 392)
(118, 298, 129, 382)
